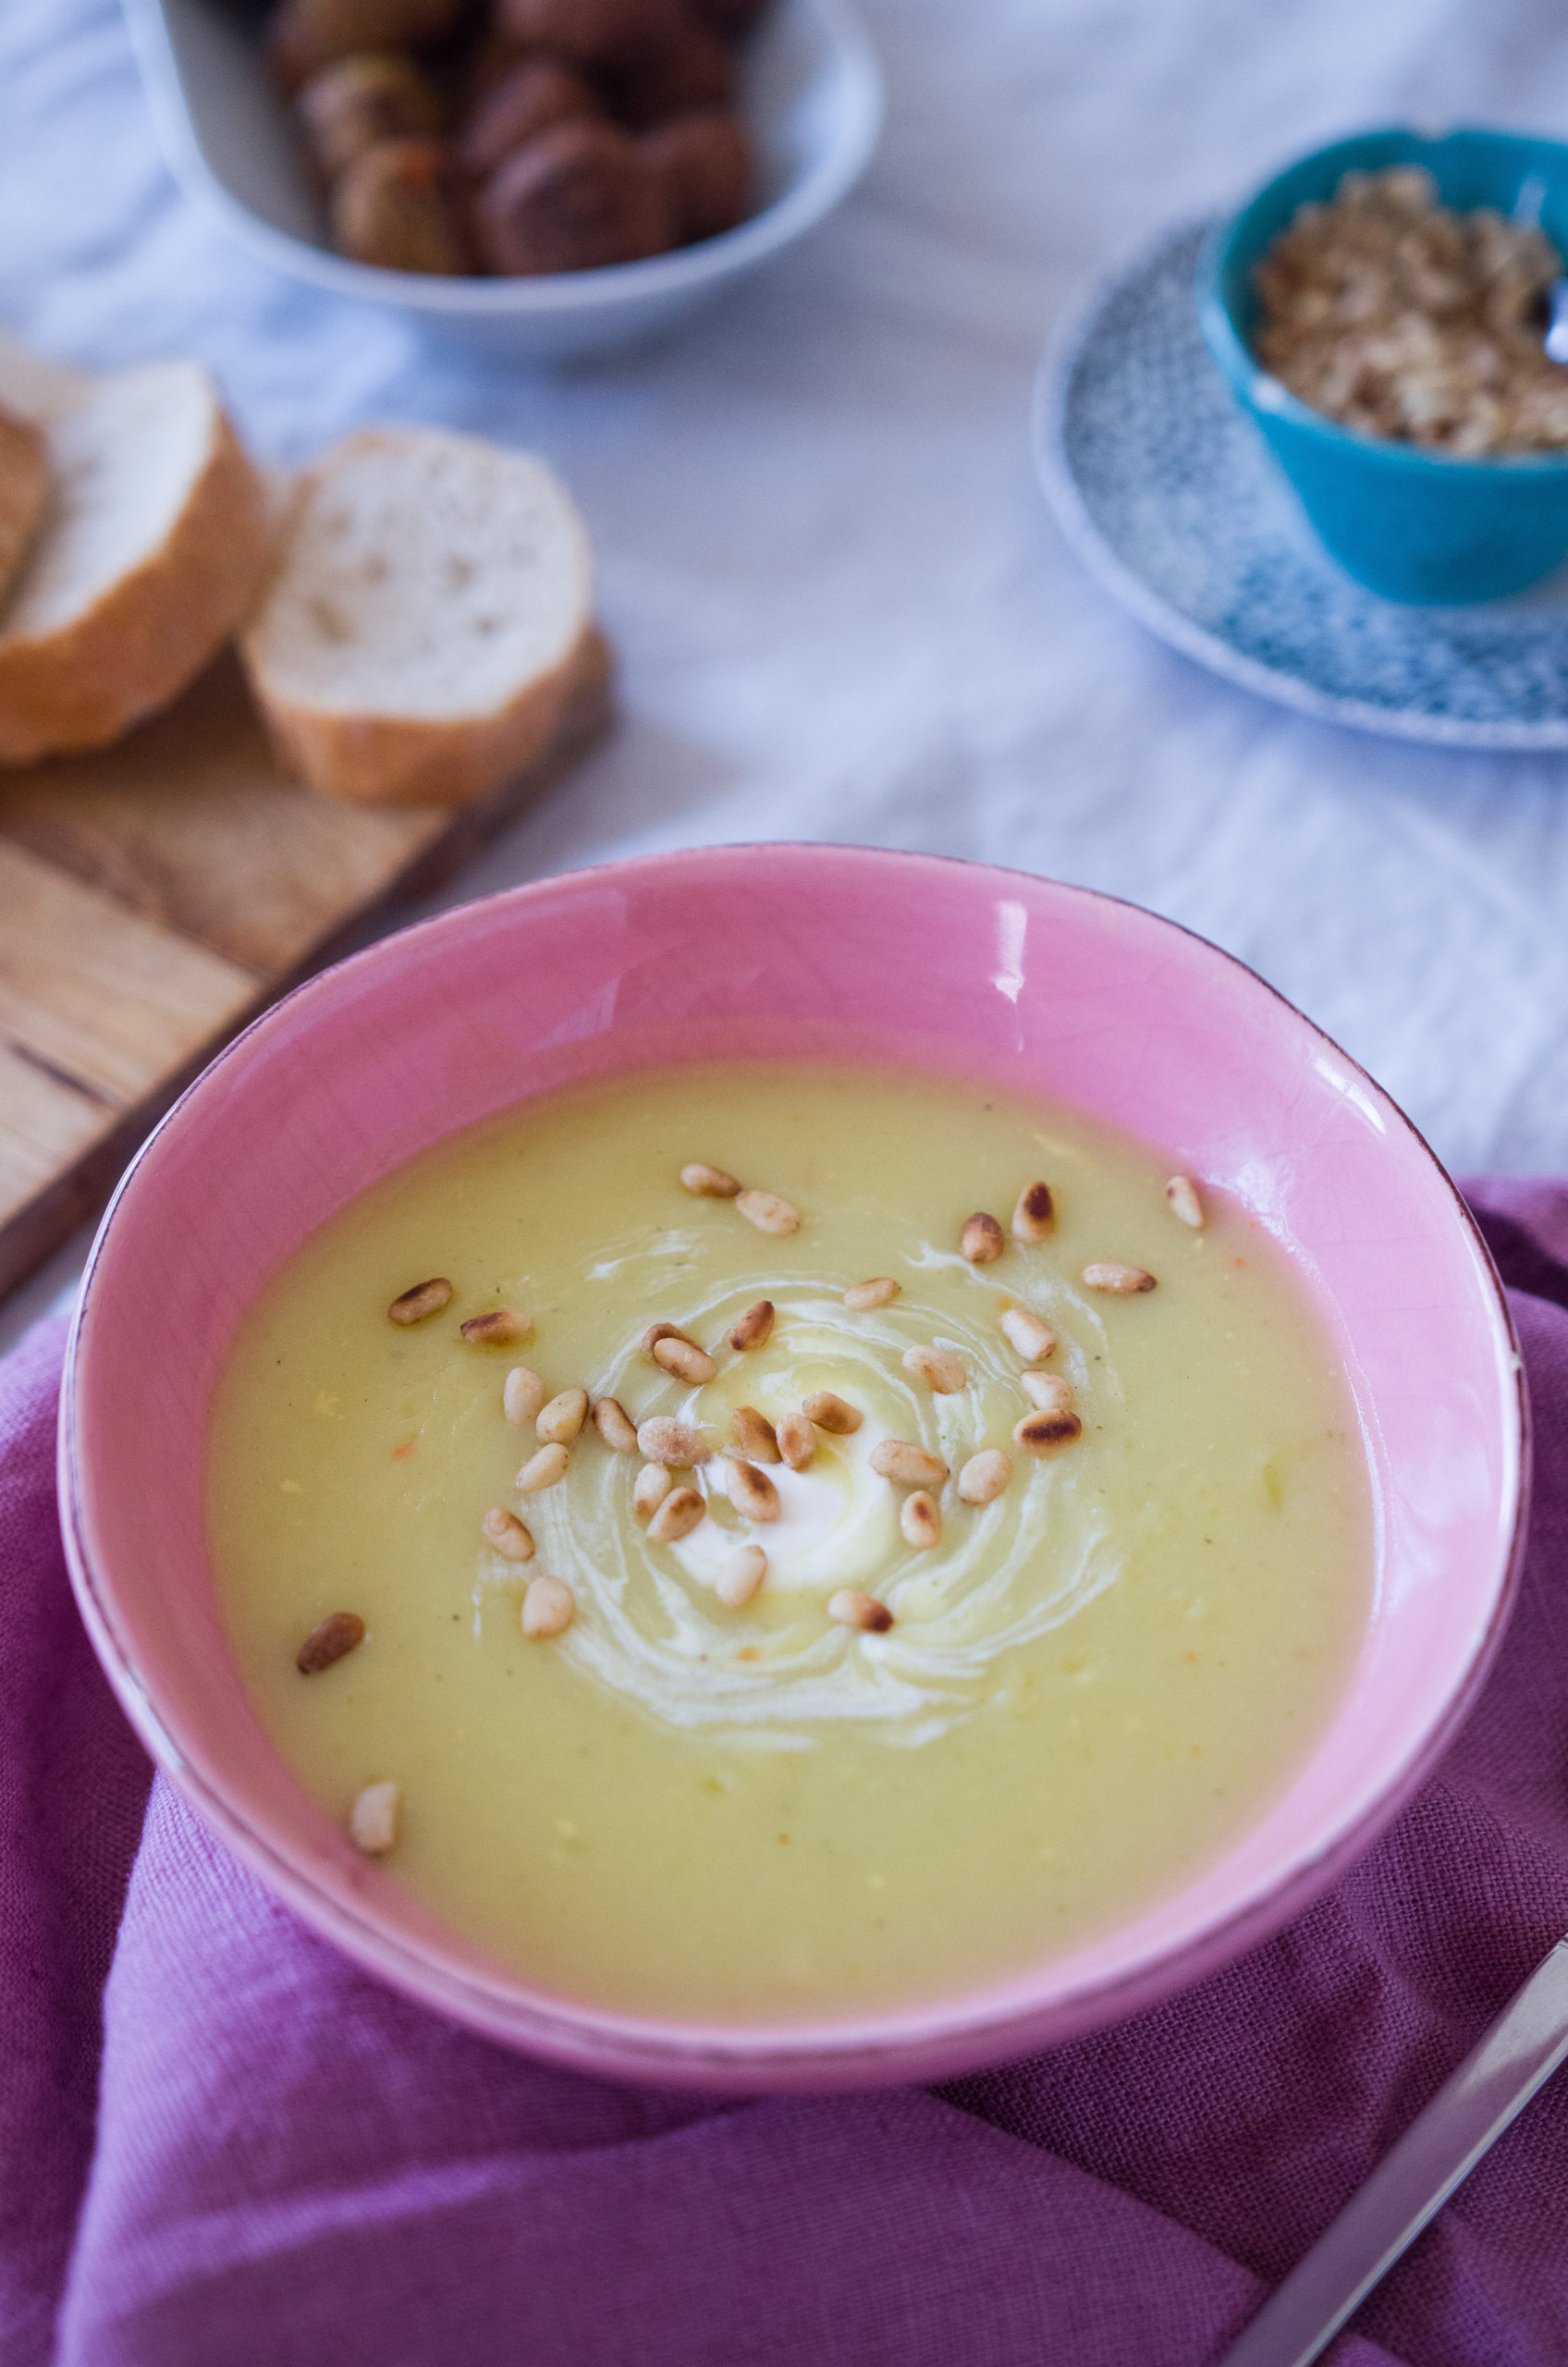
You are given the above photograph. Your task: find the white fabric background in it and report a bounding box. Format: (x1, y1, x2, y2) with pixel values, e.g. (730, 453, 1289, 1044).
(5, 0, 1568, 1348)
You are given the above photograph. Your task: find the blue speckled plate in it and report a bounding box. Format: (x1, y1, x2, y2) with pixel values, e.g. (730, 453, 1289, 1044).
(1035, 221, 1568, 749)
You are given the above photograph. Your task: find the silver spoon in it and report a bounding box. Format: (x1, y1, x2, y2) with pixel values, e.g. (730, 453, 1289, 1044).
(1217, 1934, 1568, 2367)
(1545, 282, 1568, 364)
(1512, 174, 1568, 362)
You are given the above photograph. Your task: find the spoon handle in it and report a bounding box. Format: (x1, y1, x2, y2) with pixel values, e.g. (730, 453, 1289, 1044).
(1219, 1936, 1568, 2367)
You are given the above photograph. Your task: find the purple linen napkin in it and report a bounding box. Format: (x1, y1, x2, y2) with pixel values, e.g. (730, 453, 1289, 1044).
(5, 1186, 1567, 2367)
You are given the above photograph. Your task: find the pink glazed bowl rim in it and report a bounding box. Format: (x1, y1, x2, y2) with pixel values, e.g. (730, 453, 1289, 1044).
(58, 845, 1529, 2092)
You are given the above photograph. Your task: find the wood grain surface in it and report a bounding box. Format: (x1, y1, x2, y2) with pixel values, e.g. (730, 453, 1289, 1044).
(0, 635, 613, 1300)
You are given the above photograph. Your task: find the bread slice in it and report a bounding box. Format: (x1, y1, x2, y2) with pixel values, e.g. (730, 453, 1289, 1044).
(0, 403, 49, 604)
(239, 425, 595, 807)
(0, 361, 273, 766)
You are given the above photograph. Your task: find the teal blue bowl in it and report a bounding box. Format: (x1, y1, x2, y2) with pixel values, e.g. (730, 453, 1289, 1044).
(1197, 127, 1568, 604)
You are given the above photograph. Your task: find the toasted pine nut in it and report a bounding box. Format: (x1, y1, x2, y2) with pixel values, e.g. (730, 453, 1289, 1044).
(349, 1779, 398, 1855)
(844, 1276, 900, 1311)
(593, 1396, 639, 1453)
(729, 1299, 775, 1352)
(1082, 1262, 1156, 1294)
(961, 1211, 1005, 1264)
(502, 1365, 545, 1426)
(957, 1449, 1012, 1505)
(737, 1188, 801, 1236)
(648, 1485, 705, 1543)
(480, 1507, 534, 1562)
(537, 1386, 589, 1444)
(460, 1307, 532, 1347)
(521, 1573, 574, 1638)
(681, 1161, 741, 1197)
(1011, 1182, 1056, 1243)
(654, 1336, 718, 1386)
(643, 1320, 694, 1359)
(1166, 1175, 1205, 1229)
(388, 1277, 450, 1325)
(903, 1343, 966, 1393)
(776, 1413, 815, 1470)
(732, 1404, 780, 1463)
(1013, 1409, 1083, 1452)
(1000, 1306, 1057, 1363)
(1021, 1371, 1074, 1417)
(829, 1588, 894, 1633)
(634, 1462, 674, 1518)
(517, 1441, 570, 1491)
(297, 1612, 365, 1674)
(870, 1439, 949, 1489)
(803, 1390, 861, 1434)
(900, 1490, 942, 1548)
(727, 1457, 782, 1523)
(636, 1417, 710, 1467)
(716, 1543, 767, 1607)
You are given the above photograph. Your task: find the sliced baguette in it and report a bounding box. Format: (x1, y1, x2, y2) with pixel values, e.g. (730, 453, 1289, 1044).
(239, 425, 595, 807)
(0, 360, 273, 765)
(0, 404, 49, 605)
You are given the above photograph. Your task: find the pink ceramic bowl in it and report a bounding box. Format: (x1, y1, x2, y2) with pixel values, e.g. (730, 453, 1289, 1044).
(59, 846, 1527, 2091)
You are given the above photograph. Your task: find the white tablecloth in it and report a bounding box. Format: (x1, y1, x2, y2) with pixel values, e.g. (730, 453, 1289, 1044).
(6, 0, 1568, 1349)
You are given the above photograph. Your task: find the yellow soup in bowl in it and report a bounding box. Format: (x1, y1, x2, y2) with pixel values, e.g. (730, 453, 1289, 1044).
(206, 1059, 1372, 2024)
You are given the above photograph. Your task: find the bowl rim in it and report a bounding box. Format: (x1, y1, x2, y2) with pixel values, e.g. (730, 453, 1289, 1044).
(1197, 121, 1568, 477)
(122, 0, 884, 318)
(57, 843, 1531, 2090)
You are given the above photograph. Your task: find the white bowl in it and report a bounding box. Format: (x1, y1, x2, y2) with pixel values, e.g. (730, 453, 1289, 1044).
(121, 0, 883, 358)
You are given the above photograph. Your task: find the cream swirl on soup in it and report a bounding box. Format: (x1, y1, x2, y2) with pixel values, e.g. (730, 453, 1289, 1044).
(495, 1252, 1122, 1745)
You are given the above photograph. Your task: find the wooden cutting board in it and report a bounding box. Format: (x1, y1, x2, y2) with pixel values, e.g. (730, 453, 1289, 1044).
(0, 641, 612, 1301)
(0, 333, 613, 1298)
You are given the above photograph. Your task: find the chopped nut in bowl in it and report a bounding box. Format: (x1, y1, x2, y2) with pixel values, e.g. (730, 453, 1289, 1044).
(1198, 126, 1568, 602)
(1254, 166, 1568, 457)
(122, 0, 882, 358)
